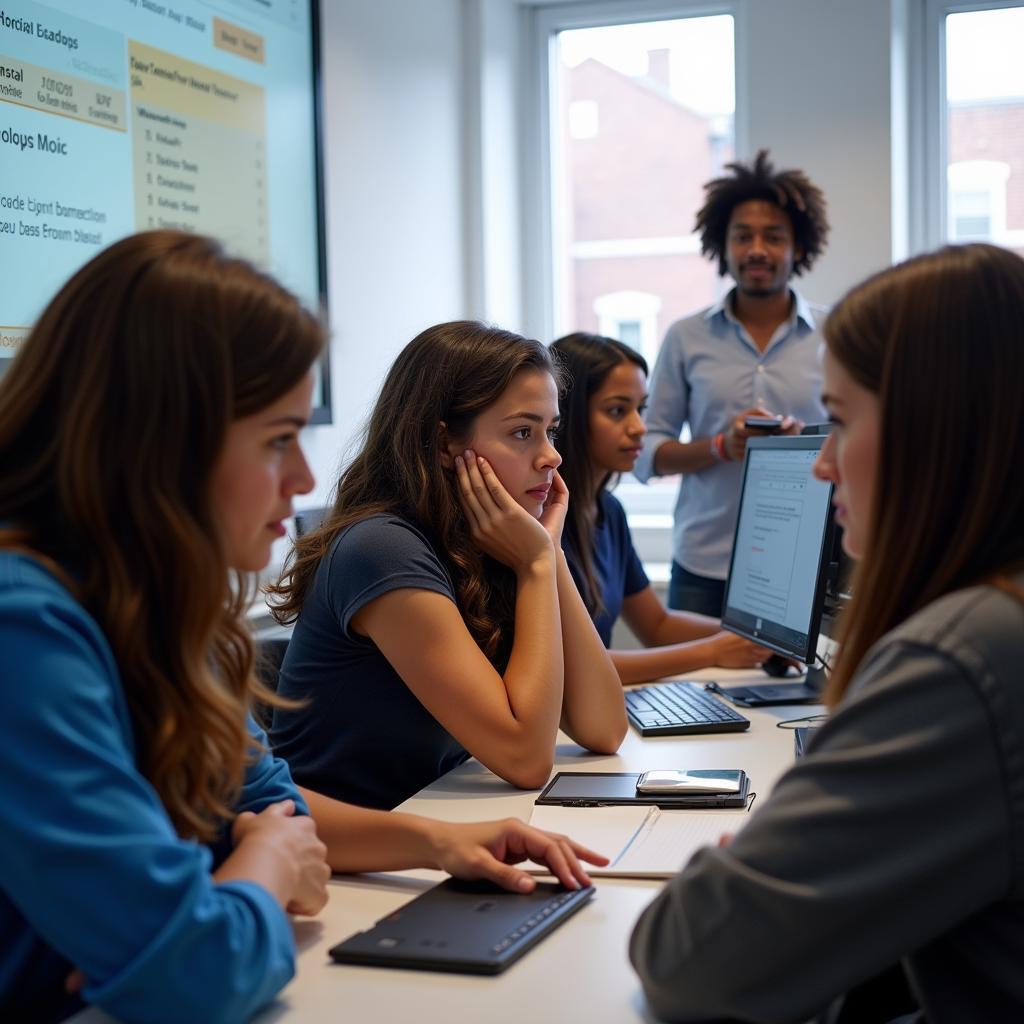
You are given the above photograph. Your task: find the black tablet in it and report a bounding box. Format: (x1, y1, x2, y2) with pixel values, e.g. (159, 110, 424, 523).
(535, 771, 750, 809)
(709, 679, 821, 707)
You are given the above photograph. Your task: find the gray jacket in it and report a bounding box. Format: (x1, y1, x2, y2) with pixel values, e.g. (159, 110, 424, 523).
(630, 578, 1024, 1023)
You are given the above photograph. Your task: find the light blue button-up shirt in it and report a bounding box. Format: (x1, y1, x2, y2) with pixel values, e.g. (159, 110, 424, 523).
(634, 288, 827, 580)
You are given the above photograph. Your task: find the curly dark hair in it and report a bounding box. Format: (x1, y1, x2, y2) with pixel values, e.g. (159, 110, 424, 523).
(694, 148, 829, 277)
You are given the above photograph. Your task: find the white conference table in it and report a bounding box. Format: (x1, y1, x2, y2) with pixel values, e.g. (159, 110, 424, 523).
(76, 669, 814, 1024)
(253, 668, 812, 1024)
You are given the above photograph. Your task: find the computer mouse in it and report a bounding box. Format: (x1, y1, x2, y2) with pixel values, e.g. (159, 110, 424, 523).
(761, 654, 793, 677)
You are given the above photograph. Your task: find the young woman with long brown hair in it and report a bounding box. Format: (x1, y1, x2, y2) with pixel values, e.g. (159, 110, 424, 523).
(630, 243, 1024, 1022)
(551, 332, 770, 683)
(0, 234, 604, 1024)
(269, 322, 627, 811)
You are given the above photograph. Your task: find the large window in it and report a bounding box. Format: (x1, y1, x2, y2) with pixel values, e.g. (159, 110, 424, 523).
(549, 14, 735, 345)
(535, 5, 738, 556)
(927, 2, 1024, 256)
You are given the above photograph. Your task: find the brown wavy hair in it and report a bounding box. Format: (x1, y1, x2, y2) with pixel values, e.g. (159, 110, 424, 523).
(550, 333, 647, 616)
(823, 243, 1024, 705)
(695, 148, 829, 276)
(269, 321, 558, 667)
(0, 230, 325, 841)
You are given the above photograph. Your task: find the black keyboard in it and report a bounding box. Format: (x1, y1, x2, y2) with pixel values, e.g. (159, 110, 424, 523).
(489, 886, 585, 956)
(328, 878, 594, 974)
(625, 681, 750, 737)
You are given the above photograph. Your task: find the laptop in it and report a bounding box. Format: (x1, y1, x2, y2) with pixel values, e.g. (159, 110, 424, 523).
(329, 877, 594, 975)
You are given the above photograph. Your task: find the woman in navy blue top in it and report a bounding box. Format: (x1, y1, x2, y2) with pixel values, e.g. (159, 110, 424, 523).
(270, 322, 627, 810)
(0, 235, 602, 1023)
(551, 333, 770, 684)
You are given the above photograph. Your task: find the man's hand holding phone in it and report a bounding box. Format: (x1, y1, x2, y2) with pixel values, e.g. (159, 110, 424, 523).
(722, 407, 803, 462)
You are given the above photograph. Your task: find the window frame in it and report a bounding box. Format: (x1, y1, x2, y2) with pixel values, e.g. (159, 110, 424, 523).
(918, 0, 1024, 251)
(523, 0, 746, 345)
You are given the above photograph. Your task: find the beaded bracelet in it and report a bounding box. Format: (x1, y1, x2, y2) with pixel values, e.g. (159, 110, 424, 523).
(711, 432, 731, 462)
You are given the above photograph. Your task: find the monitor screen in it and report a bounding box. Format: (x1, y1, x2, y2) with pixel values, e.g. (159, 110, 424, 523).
(721, 435, 835, 664)
(0, 0, 330, 421)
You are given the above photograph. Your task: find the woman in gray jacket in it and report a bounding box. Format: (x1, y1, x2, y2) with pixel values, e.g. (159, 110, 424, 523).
(630, 242, 1024, 1024)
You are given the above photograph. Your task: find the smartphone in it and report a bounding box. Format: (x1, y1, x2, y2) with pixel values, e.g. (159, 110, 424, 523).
(744, 415, 783, 432)
(635, 769, 746, 795)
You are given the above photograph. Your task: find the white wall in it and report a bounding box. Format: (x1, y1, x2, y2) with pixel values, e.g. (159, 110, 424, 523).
(742, 0, 900, 306)
(296, 0, 469, 514)
(462, 0, 527, 329)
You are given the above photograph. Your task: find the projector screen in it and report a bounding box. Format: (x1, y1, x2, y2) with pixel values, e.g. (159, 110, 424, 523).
(0, 0, 331, 421)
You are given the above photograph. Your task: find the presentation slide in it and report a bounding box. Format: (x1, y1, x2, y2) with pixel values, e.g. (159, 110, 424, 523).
(0, 0, 323, 399)
(727, 447, 832, 634)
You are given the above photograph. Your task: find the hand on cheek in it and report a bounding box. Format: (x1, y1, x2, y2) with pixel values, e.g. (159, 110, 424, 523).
(455, 452, 553, 573)
(538, 471, 569, 544)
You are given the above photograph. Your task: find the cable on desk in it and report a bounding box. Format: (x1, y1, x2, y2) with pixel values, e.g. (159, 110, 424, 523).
(776, 713, 829, 730)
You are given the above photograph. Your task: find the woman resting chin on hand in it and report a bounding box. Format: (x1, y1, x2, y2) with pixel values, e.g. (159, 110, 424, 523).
(268, 322, 627, 813)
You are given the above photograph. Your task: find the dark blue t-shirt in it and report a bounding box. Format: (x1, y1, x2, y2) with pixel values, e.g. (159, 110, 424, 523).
(271, 515, 469, 810)
(562, 491, 649, 647)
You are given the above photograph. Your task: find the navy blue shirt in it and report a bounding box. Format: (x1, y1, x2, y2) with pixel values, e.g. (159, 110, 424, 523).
(271, 515, 469, 810)
(562, 491, 649, 646)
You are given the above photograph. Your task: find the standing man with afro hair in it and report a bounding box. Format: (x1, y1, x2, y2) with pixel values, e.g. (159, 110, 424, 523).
(633, 150, 831, 616)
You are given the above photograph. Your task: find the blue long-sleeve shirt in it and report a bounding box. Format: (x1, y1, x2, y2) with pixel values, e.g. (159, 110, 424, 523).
(0, 550, 305, 1023)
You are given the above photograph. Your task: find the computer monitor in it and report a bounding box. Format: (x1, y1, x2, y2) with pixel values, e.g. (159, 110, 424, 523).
(800, 423, 853, 625)
(720, 435, 836, 666)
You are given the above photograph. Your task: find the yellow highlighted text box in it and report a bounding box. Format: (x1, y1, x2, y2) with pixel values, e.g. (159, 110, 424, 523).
(213, 18, 265, 65)
(129, 40, 264, 135)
